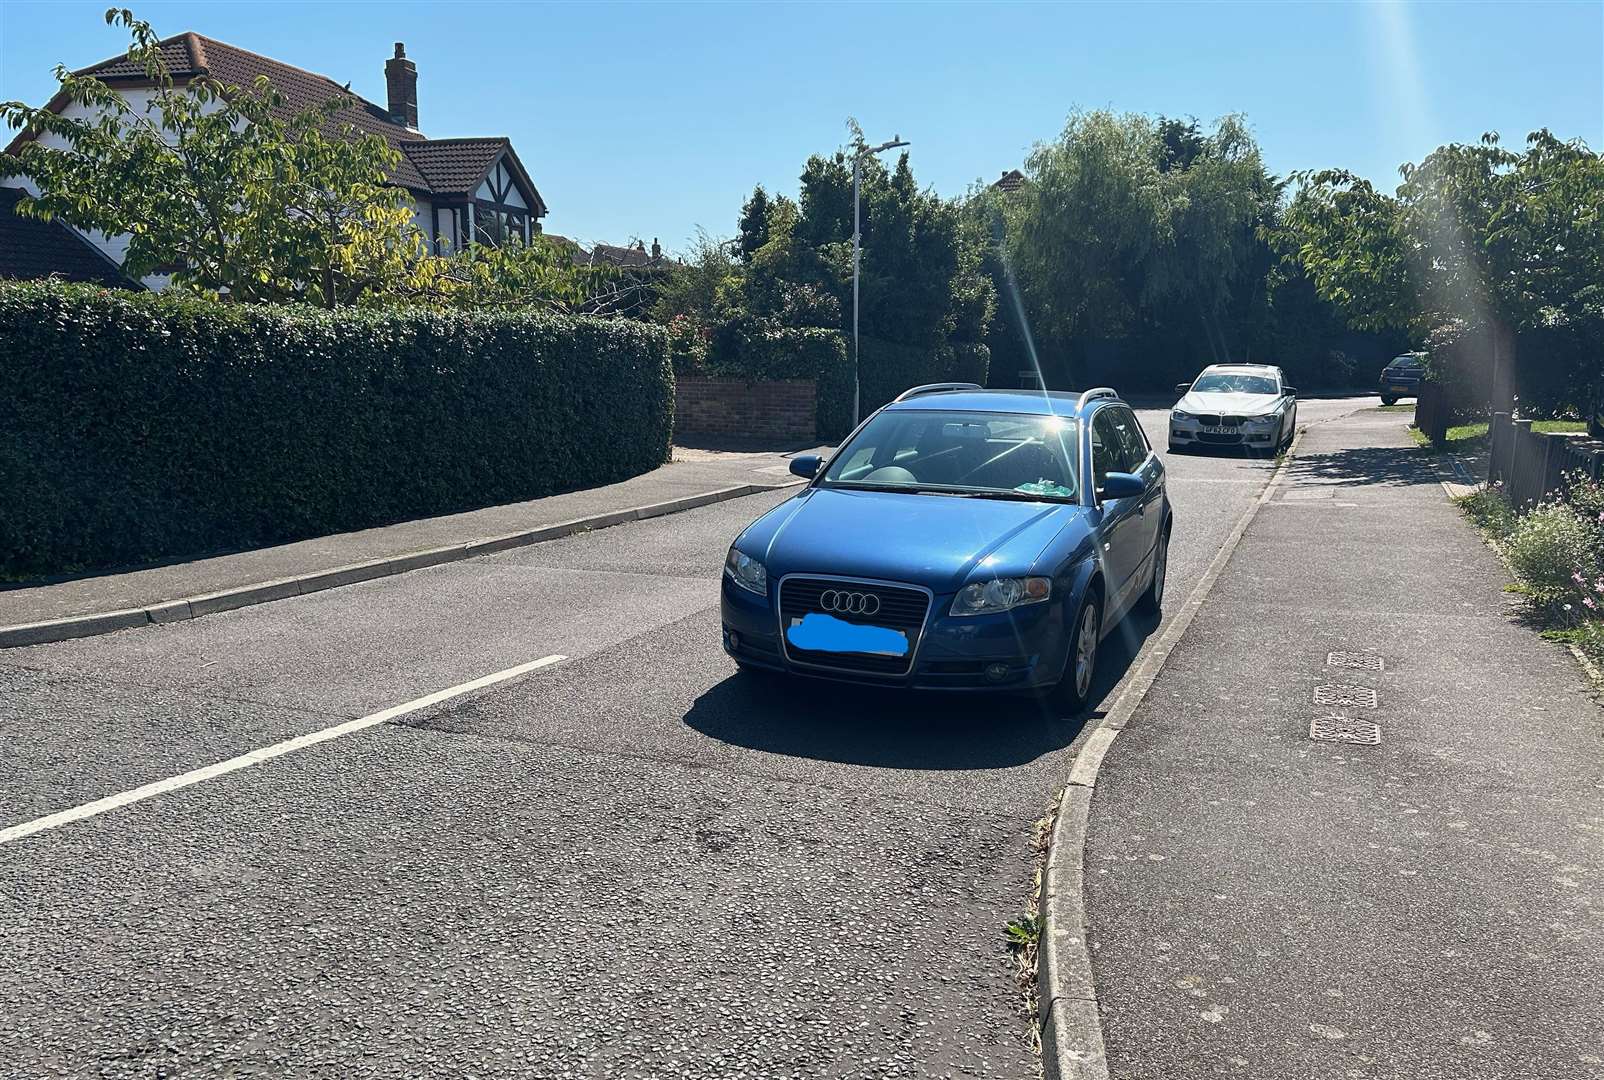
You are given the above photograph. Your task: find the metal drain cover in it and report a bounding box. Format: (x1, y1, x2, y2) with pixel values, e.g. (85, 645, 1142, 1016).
(1313, 684, 1378, 708)
(1327, 650, 1384, 673)
(1310, 714, 1381, 745)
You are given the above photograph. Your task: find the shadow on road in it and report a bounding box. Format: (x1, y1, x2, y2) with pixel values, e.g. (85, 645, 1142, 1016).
(683, 607, 1158, 771)
(1287, 444, 1438, 489)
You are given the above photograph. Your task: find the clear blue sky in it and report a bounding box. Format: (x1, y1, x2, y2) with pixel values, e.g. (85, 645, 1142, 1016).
(3, 1, 1600, 253)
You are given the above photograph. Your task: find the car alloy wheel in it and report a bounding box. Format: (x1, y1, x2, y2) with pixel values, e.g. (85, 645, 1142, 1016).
(1072, 598, 1100, 701)
(1146, 534, 1168, 613)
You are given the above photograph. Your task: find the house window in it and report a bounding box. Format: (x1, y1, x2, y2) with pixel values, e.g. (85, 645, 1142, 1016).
(473, 205, 528, 246)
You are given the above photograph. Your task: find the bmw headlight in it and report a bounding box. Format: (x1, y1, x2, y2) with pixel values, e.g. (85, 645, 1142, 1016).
(1171, 410, 1195, 421)
(1246, 413, 1278, 425)
(950, 576, 1052, 616)
(724, 546, 768, 596)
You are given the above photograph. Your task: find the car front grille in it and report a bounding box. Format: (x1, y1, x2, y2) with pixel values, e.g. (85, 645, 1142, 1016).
(778, 577, 930, 676)
(1221, 414, 1246, 426)
(1193, 412, 1222, 426)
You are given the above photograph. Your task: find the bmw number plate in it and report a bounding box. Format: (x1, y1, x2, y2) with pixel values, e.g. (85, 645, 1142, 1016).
(787, 613, 909, 657)
(1201, 425, 1239, 435)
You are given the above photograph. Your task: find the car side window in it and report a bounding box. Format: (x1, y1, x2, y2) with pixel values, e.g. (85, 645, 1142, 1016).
(1108, 407, 1149, 472)
(1091, 410, 1122, 489)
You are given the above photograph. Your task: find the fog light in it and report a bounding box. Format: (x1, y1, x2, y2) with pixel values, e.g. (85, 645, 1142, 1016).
(984, 663, 1009, 682)
(728, 631, 740, 650)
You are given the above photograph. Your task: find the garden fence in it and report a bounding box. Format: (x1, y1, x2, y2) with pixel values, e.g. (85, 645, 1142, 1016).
(1488, 412, 1604, 509)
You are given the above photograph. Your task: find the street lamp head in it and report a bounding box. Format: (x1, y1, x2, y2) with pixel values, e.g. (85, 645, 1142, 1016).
(863, 137, 912, 156)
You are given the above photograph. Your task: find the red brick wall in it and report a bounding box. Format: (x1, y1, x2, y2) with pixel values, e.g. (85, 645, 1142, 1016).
(674, 376, 817, 442)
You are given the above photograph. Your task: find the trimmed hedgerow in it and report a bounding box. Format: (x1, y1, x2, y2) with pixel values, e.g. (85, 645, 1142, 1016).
(857, 337, 992, 415)
(0, 280, 672, 578)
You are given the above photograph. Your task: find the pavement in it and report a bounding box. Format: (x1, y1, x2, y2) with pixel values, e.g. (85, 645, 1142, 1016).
(1084, 407, 1604, 1079)
(0, 446, 817, 639)
(0, 398, 1376, 1078)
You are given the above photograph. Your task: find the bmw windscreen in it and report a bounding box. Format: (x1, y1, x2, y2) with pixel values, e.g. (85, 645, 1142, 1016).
(1187, 373, 1279, 394)
(820, 410, 1080, 502)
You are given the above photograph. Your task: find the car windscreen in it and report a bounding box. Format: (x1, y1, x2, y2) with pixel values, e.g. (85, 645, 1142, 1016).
(821, 410, 1080, 502)
(1190, 374, 1279, 395)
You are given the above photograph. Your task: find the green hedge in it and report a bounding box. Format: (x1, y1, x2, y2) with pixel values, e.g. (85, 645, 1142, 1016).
(699, 322, 990, 442)
(0, 281, 672, 578)
(702, 324, 852, 441)
(858, 337, 992, 415)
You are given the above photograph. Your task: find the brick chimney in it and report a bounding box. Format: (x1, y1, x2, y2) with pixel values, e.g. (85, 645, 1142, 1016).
(385, 43, 418, 130)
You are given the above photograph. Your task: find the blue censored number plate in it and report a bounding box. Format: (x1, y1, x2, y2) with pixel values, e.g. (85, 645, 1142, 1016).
(787, 613, 909, 657)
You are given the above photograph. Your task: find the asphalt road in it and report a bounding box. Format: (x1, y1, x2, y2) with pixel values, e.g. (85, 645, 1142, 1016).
(0, 397, 1372, 1079)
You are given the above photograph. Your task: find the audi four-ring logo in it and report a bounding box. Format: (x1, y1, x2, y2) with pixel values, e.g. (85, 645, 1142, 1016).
(819, 589, 880, 616)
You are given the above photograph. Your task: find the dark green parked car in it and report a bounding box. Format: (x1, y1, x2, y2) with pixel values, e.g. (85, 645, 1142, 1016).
(1379, 353, 1426, 406)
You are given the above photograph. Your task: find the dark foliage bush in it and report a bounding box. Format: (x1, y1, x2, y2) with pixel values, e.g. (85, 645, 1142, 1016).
(699, 321, 851, 440)
(0, 281, 673, 577)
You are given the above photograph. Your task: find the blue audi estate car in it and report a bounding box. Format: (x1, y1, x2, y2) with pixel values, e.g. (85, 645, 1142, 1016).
(720, 383, 1171, 710)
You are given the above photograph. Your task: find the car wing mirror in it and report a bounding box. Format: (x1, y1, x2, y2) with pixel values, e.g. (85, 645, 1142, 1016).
(1099, 472, 1145, 501)
(789, 454, 822, 480)
(1283, 386, 1298, 397)
(1174, 382, 1191, 395)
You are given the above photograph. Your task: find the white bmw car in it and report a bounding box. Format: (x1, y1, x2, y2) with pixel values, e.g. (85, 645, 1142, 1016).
(1168, 364, 1298, 454)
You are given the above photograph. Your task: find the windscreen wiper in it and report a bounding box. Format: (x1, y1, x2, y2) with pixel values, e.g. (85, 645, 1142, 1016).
(952, 489, 1077, 503)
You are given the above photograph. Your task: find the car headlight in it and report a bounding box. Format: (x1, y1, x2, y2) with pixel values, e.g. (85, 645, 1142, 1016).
(1246, 413, 1279, 425)
(950, 576, 1052, 616)
(1171, 410, 1195, 421)
(724, 546, 768, 595)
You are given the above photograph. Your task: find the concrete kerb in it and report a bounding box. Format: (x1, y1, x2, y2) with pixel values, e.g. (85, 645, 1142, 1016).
(1036, 429, 1304, 1080)
(0, 481, 797, 649)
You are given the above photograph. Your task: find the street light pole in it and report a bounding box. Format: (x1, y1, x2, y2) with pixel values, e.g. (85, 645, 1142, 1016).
(852, 135, 909, 428)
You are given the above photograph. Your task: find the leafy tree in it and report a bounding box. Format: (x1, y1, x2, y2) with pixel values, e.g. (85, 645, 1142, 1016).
(1285, 130, 1604, 410)
(1003, 111, 1267, 359)
(1157, 116, 1207, 173)
(790, 144, 994, 347)
(650, 229, 738, 324)
(430, 235, 633, 316)
(736, 185, 772, 263)
(736, 195, 839, 328)
(0, 8, 426, 307)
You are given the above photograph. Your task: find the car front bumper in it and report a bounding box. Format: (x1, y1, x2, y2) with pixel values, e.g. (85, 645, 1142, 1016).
(1168, 413, 1281, 448)
(720, 574, 1070, 692)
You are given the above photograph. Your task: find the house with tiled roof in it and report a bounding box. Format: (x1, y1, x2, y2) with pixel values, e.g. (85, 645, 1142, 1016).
(992, 169, 1027, 193)
(0, 187, 140, 288)
(4, 34, 546, 283)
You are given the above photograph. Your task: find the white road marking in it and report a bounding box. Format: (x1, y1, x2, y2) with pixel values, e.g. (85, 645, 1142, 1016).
(0, 654, 567, 847)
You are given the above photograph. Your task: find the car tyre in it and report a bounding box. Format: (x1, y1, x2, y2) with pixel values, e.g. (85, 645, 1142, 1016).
(1381, 396, 1398, 406)
(1051, 588, 1103, 714)
(1136, 525, 1169, 616)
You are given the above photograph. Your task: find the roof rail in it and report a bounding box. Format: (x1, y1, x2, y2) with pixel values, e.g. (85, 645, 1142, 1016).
(1075, 387, 1119, 411)
(893, 382, 984, 403)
